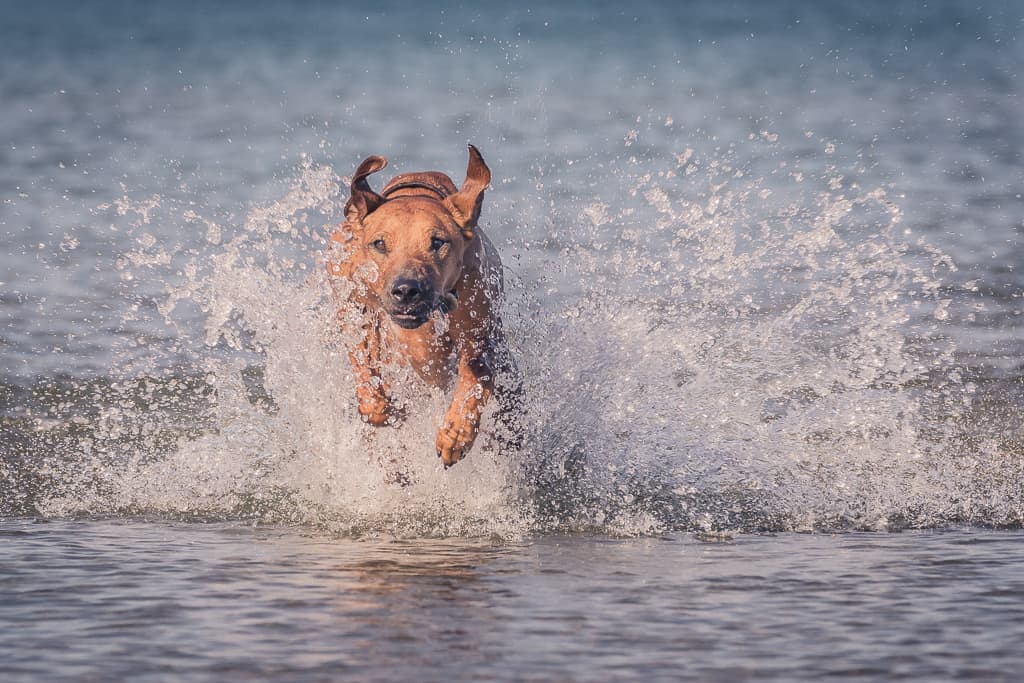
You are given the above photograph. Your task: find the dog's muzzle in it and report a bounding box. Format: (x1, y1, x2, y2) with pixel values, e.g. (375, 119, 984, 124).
(387, 278, 459, 329)
(389, 278, 436, 329)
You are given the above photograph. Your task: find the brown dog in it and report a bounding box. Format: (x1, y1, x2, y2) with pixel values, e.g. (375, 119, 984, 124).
(327, 145, 509, 467)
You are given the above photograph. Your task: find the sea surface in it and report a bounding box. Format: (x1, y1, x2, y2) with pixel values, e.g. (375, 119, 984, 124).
(1, 1, 1022, 681)
(4, 521, 1024, 682)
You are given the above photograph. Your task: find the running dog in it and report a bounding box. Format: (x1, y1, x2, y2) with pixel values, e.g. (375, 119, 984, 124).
(327, 145, 510, 467)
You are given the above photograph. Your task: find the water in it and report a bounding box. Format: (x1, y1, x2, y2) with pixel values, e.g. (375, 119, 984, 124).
(4, 521, 1024, 682)
(1, 0, 1023, 679)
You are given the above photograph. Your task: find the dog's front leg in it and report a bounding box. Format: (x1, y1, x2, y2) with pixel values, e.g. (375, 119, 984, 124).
(348, 317, 399, 427)
(436, 350, 494, 467)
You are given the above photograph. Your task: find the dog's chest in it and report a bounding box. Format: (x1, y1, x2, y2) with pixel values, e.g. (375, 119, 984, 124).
(384, 321, 458, 388)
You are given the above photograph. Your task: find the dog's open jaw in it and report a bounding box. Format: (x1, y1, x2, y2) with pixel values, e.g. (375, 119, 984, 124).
(388, 290, 458, 329)
(390, 307, 432, 329)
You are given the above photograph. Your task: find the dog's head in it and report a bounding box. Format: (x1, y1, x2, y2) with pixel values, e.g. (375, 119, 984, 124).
(341, 145, 491, 329)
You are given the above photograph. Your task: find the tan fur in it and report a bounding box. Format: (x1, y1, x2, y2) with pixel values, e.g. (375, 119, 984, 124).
(327, 145, 505, 467)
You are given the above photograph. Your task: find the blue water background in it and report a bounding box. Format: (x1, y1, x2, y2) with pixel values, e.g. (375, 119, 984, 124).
(2, 0, 1020, 379)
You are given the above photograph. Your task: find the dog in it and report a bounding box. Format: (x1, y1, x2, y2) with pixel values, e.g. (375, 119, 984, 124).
(327, 145, 512, 468)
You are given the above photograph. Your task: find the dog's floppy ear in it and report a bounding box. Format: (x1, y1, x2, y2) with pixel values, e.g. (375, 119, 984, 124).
(345, 155, 388, 223)
(444, 144, 491, 239)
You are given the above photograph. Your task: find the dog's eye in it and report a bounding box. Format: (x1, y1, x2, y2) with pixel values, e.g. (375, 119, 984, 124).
(370, 238, 387, 253)
(430, 237, 448, 252)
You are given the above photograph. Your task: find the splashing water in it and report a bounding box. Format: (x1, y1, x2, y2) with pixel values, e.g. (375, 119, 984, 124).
(9, 139, 1021, 537)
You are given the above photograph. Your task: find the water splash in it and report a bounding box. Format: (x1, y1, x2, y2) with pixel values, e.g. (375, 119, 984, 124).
(8, 139, 1022, 537)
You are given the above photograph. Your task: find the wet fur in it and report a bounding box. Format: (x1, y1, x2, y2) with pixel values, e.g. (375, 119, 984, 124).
(327, 145, 509, 467)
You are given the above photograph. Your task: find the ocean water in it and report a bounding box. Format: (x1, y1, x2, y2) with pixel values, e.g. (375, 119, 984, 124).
(1, 0, 1023, 680)
(4, 521, 1024, 683)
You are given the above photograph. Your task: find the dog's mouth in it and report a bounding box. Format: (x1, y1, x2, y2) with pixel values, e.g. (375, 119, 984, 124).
(389, 309, 431, 329)
(388, 298, 436, 329)
(386, 291, 457, 330)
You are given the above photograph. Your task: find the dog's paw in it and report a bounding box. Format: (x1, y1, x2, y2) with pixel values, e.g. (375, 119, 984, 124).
(357, 393, 403, 426)
(435, 417, 478, 468)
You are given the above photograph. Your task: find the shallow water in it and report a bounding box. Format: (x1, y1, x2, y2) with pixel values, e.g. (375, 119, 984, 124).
(2, 0, 1024, 679)
(3, 520, 1024, 683)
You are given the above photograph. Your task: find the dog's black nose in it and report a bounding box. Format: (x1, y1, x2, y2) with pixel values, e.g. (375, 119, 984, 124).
(391, 279, 426, 305)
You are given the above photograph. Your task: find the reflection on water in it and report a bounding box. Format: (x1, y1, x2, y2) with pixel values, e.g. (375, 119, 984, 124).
(4, 520, 1024, 682)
